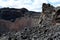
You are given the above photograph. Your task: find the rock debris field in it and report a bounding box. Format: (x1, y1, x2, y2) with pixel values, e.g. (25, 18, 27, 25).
(0, 25, 60, 40)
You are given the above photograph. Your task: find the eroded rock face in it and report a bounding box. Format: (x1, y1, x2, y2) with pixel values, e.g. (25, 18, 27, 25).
(55, 9, 60, 25)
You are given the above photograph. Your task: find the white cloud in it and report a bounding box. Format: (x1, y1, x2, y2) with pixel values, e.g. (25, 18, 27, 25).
(0, 0, 60, 12)
(0, 0, 48, 12)
(55, 4, 60, 7)
(48, 0, 60, 3)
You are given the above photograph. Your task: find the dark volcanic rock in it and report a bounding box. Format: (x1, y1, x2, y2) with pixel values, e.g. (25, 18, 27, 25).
(0, 8, 28, 22)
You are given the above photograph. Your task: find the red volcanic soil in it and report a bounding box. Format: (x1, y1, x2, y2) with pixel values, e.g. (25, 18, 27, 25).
(0, 17, 32, 32)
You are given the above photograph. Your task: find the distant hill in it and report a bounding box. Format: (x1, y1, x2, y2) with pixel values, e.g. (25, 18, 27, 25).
(0, 7, 41, 33)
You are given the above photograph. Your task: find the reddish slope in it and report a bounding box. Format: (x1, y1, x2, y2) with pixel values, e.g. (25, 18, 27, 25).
(0, 17, 32, 32)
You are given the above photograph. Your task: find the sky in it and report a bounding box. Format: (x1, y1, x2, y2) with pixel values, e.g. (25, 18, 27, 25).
(0, 0, 60, 12)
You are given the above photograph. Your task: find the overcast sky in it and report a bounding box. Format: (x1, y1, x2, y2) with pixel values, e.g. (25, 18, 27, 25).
(0, 0, 60, 12)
